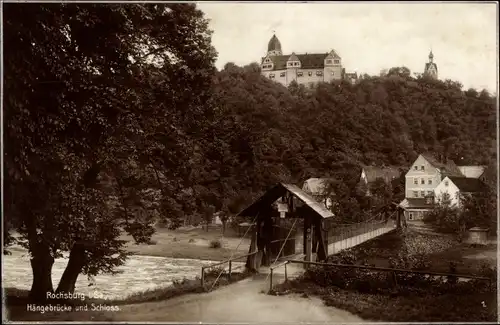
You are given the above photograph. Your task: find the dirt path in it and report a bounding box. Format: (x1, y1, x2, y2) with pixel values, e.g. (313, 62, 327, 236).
(113, 274, 366, 322)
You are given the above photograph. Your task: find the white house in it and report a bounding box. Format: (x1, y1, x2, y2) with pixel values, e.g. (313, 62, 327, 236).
(433, 176, 488, 208)
(302, 178, 334, 209)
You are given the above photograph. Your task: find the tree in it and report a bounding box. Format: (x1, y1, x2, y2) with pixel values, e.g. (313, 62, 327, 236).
(424, 193, 463, 238)
(4, 3, 216, 300)
(369, 177, 393, 210)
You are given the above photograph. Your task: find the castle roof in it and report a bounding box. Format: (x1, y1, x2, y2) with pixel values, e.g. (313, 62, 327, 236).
(261, 53, 332, 70)
(268, 34, 282, 52)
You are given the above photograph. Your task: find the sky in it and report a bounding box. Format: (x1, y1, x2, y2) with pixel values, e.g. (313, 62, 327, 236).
(197, 2, 498, 93)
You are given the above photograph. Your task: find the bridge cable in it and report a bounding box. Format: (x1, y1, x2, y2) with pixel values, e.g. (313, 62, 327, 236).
(264, 217, 299, 283)
(208, 213, 259, 292)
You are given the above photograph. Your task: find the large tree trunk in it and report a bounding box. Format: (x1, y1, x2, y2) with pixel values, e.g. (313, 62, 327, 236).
(56, 242, 88, 294)
(29, 245, 55, 302)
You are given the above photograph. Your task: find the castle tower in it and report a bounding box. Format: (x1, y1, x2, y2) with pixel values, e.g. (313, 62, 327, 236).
(267, 34, 282, 56)
(424, 50, 438, 79)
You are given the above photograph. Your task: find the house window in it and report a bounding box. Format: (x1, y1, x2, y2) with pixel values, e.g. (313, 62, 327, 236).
(413, 191, 419, 197)
(409, 213, 414, 220)
(288, 62, 294, 67)
(414, 166, 418, 170)
(280, 72, 286, 77)
(420, 191, 425, 197)
(421, 166, 424, 171)
(297, 71, 303, 77)
(316, 71, 323, 76)
(444, 181, 449, 186)
(428, 179, 432, 185)
(265, 59, 270, 63)
(294, 62, 299, 66)
(427, 191, 433, 196)
(334, 59, 340, 64)
(326, 59, 332, 64)
(308, 71, 313, 76)
(421, 178, 425, 184)
(269, 73, 275, 78)
(414, 178, 418, 185)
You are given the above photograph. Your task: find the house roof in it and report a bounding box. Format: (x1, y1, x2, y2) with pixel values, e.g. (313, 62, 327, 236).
(362, 166, 403, 183)
(457, 165, 486, 179)
(237, 183, 334, 219)
(398, 198, 434, 210)
(447, 177, 488, 193)
(302, 178, 334, 195)
(420, 153, 463, 177)
(262, 53, 331, 70)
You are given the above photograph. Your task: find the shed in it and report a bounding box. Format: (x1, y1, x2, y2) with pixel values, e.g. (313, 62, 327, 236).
(466, 227, 489, 246)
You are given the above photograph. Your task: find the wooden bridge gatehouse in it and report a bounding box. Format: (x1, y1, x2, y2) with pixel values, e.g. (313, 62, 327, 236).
(237, 183, 335, 271)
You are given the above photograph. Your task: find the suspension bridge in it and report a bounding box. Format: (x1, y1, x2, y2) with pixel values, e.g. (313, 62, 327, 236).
(201, 182, 401, 291)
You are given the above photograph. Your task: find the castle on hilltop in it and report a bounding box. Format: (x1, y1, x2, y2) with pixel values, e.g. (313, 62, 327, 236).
(260, 34, 358, 88)
(260, 33, 439, 86)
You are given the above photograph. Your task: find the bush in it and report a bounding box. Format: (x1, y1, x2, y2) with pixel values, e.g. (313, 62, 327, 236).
(209, 239, 222, 249)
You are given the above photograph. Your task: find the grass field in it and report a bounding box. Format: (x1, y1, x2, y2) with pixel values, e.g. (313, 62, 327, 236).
(120, 225, 251, 261)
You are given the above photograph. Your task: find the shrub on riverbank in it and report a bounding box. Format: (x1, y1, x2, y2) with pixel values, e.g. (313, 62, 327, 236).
(273, 271, 497, 322)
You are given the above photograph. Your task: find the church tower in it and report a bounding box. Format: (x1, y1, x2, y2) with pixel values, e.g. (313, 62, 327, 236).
(424, 50, 438, 79)
(267, 34, 282, 56)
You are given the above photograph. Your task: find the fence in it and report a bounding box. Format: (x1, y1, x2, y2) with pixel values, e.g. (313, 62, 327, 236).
(200, 251, 257, 290)
(268, 259, 494, 293)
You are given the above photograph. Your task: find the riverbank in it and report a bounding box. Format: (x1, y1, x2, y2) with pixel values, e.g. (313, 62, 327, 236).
(269, 227, 498, 322)
(272, 276, 497, 322)
(4, 269, 253, 322)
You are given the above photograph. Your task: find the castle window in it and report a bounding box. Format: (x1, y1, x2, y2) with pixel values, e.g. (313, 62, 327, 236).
(297, 71, 303, 77)
(308, 71, 313, 76)
(316, 71, 323, 76)
(280, 72, 286, 77)
(334, 59, 340, 64)
(326, 59, 332, 64)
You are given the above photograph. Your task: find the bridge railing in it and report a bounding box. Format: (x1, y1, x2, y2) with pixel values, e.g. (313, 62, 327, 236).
(267, 259, 494, 293)
(200, 251, 257, 289)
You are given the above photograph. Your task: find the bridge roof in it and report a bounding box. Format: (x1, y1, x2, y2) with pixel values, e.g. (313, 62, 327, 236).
(237, 182, 334, 219)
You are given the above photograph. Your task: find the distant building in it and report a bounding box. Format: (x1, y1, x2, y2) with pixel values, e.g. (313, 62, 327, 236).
(434, 176, 488, 208)
(423, 50, 438, 79)
(302, 178, 334, 209)
(359, 166, 403, 196)
(260, 33, 357, 87)
(399, 152, 488, 221)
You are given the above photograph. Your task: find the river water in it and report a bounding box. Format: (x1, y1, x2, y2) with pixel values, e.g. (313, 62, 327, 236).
(2, 247, 245, 300)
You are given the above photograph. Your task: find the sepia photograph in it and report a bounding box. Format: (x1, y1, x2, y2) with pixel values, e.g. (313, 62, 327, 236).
(2, 1, 498, 323)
